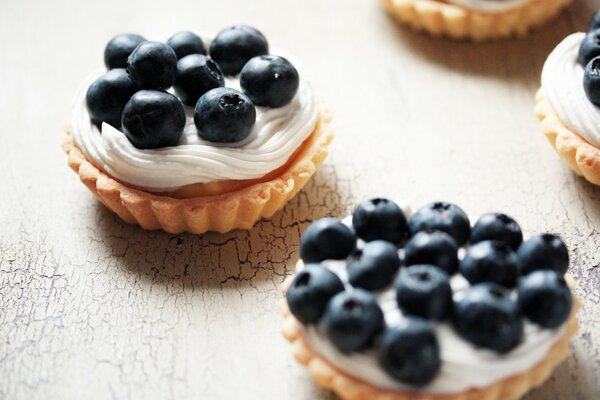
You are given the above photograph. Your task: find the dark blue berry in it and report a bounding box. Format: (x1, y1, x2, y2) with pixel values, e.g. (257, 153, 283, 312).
(194, 87, 256, 143)
(378, 317, 440, 385)
(396, 265, 452, 321)
(209, 25, 269, 75)
(460, 241, 520, 288)
(590, 10, 600, 31)
(348, 241, 400, 291)
(173, 55, 224, 106)
(121, 90, 186, 149)
(104, 33, 146, 69)
(352, 198, 408, 244)
(518, 270, 572, 329)
(286, 264, 345, 324)
(127, 41, 178, 90)
(578, 29, 600, 66)
(408, 202, 471, 245)
(454, 283, 523, 353)
(470, 213, 523, 250)
(322, 289, 385, 353)
(85, 69, 138, 128)
(240, 55, 299, 107)
(584, 57, 600, 106)
(167, 31, 206, 59)
(404, 231, 459, 275)
(299, 218, 356, 263)
(517, 234, 569, 275)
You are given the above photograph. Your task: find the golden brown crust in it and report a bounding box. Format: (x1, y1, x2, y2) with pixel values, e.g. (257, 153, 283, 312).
(381, 0, 572, 41)
(62, 110, 333, 234)
(280, 274, 580, 400)
(534, 89, 600, 186)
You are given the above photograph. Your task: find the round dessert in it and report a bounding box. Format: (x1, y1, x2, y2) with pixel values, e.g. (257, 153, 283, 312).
(381, 0, 572, 41)
(64, 26, 333, 234)
(535, 13, 600, 185)
(280, 198, 579, 400)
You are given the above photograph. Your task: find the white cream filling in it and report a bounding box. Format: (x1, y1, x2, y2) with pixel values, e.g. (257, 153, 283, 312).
(71, 46, 318, 192)
(542, 32, 600, 149)
(445, 0, 529, 12)
(299, 213, 566, 394)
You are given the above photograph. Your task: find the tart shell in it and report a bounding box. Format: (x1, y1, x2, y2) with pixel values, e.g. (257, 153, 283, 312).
(279, 271, 580, 400)
(62, 109, 333, 234)
(381, 0, 572, 41)
(535, 89, 600, 186)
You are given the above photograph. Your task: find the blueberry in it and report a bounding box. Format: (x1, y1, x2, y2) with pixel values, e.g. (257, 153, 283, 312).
(584, 57, 600, 106)
(104, 33, 146, 69)
(299, 218, 356, 263)
(396, 265, 452, 321)
(126, 41, 178, 90)
(322, 289, 385, 353)
(240, 55, 299, 107)
(121, 90, 186, 149)
(348, 241, 400, 291)
(518, 270, 573, 329)
(378, 317, 440, 385)
(166, 31, 206, 59)
(454, 283, 523, 353)
(578, 29, 600, 66)
(194, 87, 256, 143)
(460, 241, 520, 288)
(286, 264, 345, 324)
(404, 231, 459, 275)
(85, 69, 138, 128)
(352, 198, 408, 244)
(173, 55, 224, 106)
(517, 234, 569, 275)
(408, 202, 471, 245)
(470, 213, 523, 250)
(590, 10, 600, 31)
(209, 25, 269, 75)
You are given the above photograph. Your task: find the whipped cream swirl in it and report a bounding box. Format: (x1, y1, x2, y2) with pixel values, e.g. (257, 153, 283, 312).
(542, 32, 600, 149)
(71, 60, 318, 191)
(445, 0, 529, 12)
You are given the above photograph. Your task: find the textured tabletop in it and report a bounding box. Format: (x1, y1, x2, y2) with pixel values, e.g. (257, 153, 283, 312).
(0, 0, 599, 399)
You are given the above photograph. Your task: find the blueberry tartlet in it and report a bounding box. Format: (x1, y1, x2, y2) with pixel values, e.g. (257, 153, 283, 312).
(64, 27, 333, 233)
(535, 14, 600, 185)
(280, 198, 579, 400)
(381, 0, 571, 41)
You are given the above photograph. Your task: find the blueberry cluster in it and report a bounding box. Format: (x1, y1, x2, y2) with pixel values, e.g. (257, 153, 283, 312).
(579, 11, 600, 106)
(287, 198, 573, 386)
(86, 26, 300, 149)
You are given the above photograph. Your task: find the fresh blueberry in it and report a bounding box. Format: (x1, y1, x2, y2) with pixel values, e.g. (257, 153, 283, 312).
(352, 198, 408, 244)
(166, 31, 206, 59)
(104, 33, 146, 69)
(322, 289, 385, 353)
(454, 283, 523, 353)
(408, 202, 471, 245)
(121, 90, 186, 149)
(378, 317, 440, 385)
(299, 218, 356, 263)
(584, 57, 600, 106)
(126, 41, 178, 90)
(85, 69, 138, 128)
(578, 29, 600, 66)
(286, 264, 345, 324)
(347, 241, 400, 291)
(240, 55, 299, 107)
(460, 241, 520, 288)
(194, 87, 256, 143)
(590, 10, 600, 30)
(404, 231, 459, 275)
(517, 234, 569, 275)
(518, 270, 573, 329)
(396, 265, 452, 321)
(209, 25, 269, 75)
(173, 54, 224, 106)
(470, 213, 523, 250)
